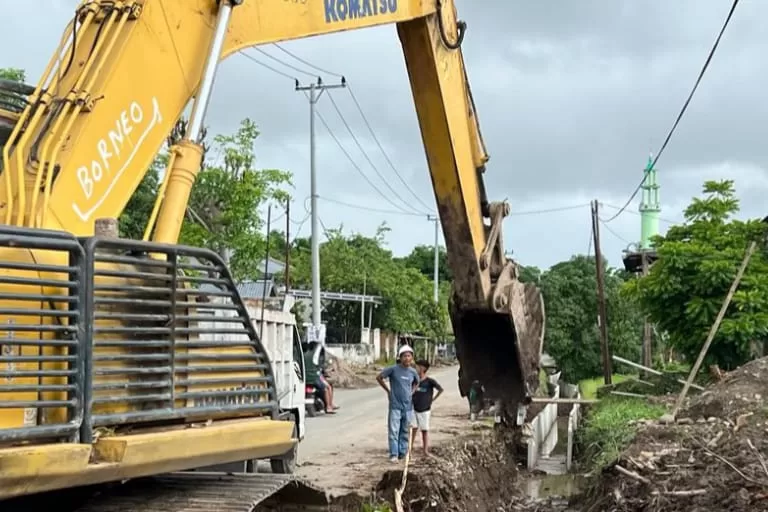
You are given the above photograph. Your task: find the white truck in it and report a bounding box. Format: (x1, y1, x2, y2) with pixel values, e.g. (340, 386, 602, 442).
(196, 294, 307, 474)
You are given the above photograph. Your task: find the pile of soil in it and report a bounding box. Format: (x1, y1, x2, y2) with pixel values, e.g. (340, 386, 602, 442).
(368, 430, 568, 512)
(575, 357, 768, 512)
(325, 356, 377, 389)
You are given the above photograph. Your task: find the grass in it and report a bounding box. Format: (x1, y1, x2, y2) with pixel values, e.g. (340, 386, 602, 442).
(578, 374, 635, 399)
(577, 396, 666, 471)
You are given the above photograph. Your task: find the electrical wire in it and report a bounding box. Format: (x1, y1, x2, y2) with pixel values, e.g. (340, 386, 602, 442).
(324, 91, 427, 215)
(272, 43, 345, 78)
(239, 50, 297, 81)
(603, 0, 740, 223)
(345, 85, 435, 213)
(251, 47, 319, 79)
(242, 46, 432, 217)
(599, 219, 632, 245)
(314, 107, 424, 215)
(508, 203, 590, 216)
(601, 203, 680, 225)
(318, 196, 426, 218)
(266, 44, 435, 214)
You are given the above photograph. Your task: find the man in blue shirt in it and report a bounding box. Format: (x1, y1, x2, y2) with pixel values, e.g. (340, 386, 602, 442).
(376, 344, 419, 462)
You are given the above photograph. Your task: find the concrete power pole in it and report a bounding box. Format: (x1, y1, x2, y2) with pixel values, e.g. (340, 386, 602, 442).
(295, 78, 346, 341)
(428, 215, 439, 303)
(591, 200, 612, 385)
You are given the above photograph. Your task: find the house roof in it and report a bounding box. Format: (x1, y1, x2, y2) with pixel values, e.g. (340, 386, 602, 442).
(237, 279, 276, 299)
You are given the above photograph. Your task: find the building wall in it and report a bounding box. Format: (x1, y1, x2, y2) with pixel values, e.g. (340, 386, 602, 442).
(325, 343, 375, 365)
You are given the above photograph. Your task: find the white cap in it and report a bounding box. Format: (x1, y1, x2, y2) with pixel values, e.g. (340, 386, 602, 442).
(398, 344, 414, 357)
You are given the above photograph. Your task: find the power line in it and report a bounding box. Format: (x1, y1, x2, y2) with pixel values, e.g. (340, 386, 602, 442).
(242, 46, 431, 217)
(272, 43, 345, 78)
(601, 203, 680, 225)
(318, 195, 426, 218)
(314, 106, 421, 215)
(239, 50, 297, 82)
(509, 203, 590, 216)
(345, 85, 435, 213)
(324, 91, 426, 215)
(603, 0, 740, 223)
(251, 46, 319, 79)
(321, 195, 589, 219)
(599, 219, 632, 245)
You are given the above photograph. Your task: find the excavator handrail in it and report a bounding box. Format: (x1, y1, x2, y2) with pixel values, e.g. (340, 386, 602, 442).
(0, 224, 85, 444)
(0, 227, 282, 445)
(78, 235, 280, 440)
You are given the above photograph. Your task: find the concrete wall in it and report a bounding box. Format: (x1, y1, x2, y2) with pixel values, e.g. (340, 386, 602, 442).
(325, 343, 375, 365)
(525, 382, 560, 470)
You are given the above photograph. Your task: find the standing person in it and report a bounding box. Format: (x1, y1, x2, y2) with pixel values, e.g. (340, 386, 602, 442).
(411, 359, 443, 455)
(376, 344, 419, 463)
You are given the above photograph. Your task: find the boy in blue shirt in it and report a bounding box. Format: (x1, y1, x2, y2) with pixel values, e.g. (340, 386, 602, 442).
(376, 344, 419, 462)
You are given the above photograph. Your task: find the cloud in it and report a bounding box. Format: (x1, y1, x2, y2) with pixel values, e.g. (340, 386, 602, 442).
(1, 0, 765, 272)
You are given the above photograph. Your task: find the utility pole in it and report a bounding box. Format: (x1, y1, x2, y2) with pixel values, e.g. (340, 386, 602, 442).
(427, 215, 439, 303)
(360, 273, 366, 334)
(591, 200, 612, 385)
(295, 77, 346, 342)
(284, 198, 290, 294)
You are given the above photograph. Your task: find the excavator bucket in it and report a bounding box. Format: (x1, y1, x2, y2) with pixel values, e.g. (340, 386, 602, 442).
(451, 280, 546, 415)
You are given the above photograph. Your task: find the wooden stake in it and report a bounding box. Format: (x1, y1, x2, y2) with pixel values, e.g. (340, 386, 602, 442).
(666, 240, 757, 421)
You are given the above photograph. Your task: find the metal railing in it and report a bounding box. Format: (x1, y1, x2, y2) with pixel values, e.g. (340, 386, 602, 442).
(0, 228, 279, 446)
(0, 225, 84, 443)
(81, 237, 278, 442)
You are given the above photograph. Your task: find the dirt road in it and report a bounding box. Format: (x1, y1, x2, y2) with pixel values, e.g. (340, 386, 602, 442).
(296, 365, 470, 496)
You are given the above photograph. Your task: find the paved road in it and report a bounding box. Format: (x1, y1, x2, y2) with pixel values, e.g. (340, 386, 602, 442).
(295, 365, 468, 494)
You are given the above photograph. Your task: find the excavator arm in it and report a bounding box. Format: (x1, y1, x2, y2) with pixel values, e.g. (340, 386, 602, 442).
(0, 0, 544, 505)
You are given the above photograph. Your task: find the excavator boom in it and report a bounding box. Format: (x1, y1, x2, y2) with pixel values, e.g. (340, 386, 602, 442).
(0, 0, 545, 507)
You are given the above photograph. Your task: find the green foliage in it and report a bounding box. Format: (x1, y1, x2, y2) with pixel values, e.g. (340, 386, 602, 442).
(0, 68, 25, 82)
(577, 397, 666, 471)
(625, 180, 768, 370)
(578, 374, 634, 400)
(119, 117, 292, 281)
(119, 159, 161, 240)
(181, 118, 292, 280)
(518, 264, 542, 284)
(540, 255, 644, 381)
(290, 223, 449, 342)
(397, 244, 452, 282)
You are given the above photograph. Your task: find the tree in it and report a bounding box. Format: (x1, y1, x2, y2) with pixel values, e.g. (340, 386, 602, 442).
(624, 180, 768, 370)
(398, 244, 453, 283)
(289, 223, 449, 343)
(118, 118, 292, 280)
(518, 264, 542, 284)
(180, 118, 291, 279)
(541, 255, 643, 381)
(0, 68, 24, 82)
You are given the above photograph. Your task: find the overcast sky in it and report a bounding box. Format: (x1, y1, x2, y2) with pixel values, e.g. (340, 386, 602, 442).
(2, 1, 766, 270)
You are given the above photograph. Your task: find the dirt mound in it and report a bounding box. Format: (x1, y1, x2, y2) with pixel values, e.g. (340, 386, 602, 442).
(325, 356, 377, 389)
(370, 430, 567, 512)
(575, 357, 768, 512)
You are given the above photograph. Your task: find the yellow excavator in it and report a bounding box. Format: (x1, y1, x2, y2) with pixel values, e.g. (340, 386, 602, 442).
(0, 0, 545, 509)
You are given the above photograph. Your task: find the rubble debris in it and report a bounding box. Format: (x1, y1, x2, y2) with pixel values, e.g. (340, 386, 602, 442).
(574, 356, 768, 512)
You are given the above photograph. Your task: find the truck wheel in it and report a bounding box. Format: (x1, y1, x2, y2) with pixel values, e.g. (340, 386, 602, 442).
(270, 420, 298, 475)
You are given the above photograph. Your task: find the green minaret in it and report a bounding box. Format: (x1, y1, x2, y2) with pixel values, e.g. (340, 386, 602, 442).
(639, 153, 660, 250)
